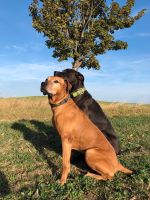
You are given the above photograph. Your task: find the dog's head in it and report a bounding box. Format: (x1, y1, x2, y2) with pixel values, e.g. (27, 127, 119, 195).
(41, 76, 72, 98)
(54, 69, 84, 91)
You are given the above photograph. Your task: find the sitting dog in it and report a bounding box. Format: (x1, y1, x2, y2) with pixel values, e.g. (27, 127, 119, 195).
(54, 69, 120, 154)
(41, 76, 132, 185)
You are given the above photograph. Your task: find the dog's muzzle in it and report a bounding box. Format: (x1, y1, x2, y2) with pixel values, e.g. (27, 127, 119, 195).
(40, 82, 54, 98)
(40, 82, 47, 95)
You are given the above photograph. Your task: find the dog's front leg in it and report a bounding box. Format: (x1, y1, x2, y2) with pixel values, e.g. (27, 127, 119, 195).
(60, 137, 72, 185)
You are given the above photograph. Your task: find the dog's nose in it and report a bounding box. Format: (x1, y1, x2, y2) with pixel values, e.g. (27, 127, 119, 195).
(41, 82, 45, 87)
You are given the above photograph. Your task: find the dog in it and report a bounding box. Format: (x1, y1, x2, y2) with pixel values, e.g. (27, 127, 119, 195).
(41, 76, 132, 185)
(54, 69, 120, 154)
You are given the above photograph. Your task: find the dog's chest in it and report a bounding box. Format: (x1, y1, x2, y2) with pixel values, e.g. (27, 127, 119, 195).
(53, 113, 85, 149)
(53, 107, 100, 151)
(53, 111, 74, 134)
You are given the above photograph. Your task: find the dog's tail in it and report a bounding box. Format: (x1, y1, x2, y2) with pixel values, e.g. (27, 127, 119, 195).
(118, 163, 133, 174)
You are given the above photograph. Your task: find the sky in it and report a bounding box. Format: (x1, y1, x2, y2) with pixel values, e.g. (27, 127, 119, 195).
(0, 0, 150, 103)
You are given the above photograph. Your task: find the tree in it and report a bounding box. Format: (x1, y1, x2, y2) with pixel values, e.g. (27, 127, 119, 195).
(29, 0, 145, 70)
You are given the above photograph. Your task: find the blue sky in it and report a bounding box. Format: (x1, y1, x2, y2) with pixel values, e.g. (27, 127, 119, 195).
(0, 0, 150, 103)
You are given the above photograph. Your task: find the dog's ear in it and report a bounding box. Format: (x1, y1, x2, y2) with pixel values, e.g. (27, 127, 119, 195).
(76, 72, 84, 82)
(65, 79, 72, 92)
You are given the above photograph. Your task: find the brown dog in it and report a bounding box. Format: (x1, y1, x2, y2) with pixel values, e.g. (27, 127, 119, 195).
(41, 76, 132, 185)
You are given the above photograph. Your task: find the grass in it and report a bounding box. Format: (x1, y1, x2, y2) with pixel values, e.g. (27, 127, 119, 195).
(0, 96, 150, 200)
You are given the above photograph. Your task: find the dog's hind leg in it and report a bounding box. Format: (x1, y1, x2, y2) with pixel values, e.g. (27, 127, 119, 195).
(85, 149, 115, 181)
(85, 172, 112, 180)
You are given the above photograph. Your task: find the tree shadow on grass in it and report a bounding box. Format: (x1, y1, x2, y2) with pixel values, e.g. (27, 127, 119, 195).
(11, 120, 89, 176)
(0, 171, 10, 197)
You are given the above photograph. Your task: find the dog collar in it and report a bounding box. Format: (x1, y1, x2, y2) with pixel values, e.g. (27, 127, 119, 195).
(50, 95, 71, 108)
(71, 87, 86, 98)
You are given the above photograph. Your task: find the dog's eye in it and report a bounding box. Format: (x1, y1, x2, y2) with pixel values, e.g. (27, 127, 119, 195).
(54, 80, 59, 83)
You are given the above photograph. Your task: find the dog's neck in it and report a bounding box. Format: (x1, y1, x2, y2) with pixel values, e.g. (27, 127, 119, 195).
(50, 95, 70, 108)
(71, 80, 84, 93)
(48, 93, 70, 108)
(70, 80, 87, 99)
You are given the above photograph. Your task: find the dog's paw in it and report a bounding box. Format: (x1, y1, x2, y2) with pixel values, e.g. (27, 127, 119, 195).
(60, 178, 66, 186)
(57, 178, 66, 186)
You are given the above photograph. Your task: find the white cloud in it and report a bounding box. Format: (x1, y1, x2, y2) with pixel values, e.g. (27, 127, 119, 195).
(3, 43, 46, 53)
(79, 69, 112, 78)
(4, 45, 27, 52)
(4, 45, 11, 49)
(137, 32, 150, 37)
(114, 31, 150, 39)
(0, 61, 70, 81)
(79, 54, 150, 104)
(129, 58, 150, 65)
(87, 83, 150, 104)
(0, 57, 149, 103)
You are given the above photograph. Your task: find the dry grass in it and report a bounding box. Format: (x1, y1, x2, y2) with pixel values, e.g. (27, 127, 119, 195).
(0, 96, 51, 121)
(0, 96, 149, 121)
(102, 102, 150, 117)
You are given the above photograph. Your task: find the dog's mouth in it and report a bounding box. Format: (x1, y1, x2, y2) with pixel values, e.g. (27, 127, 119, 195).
(41, 88, 48, 96)
(47, 93, 54, 98)
(40, 83, 47, 95)
(41, 87, 54, 98)
(41, 90, 54, 98)
(40, 82, 54, 98)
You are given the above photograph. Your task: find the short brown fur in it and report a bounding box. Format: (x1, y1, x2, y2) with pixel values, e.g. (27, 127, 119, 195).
(42, 76, 132, 185)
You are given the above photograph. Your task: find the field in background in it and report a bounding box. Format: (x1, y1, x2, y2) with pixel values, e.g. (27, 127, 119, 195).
(0, 96, 149, 121)
(0, 97, 150, 199)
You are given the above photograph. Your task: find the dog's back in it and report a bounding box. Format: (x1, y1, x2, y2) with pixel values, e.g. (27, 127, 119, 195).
(73, 90, 120, 152)
(54, 99, 115, 154)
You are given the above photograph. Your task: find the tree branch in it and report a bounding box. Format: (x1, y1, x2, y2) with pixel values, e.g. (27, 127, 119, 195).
(81, 0, 94, 38)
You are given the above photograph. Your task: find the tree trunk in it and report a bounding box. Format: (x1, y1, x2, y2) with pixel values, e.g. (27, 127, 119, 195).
(72, 60, 83, 71)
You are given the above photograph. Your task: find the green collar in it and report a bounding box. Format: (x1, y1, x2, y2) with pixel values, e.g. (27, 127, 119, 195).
(50, 95, 70, 108)
(71, 87, 86, 98)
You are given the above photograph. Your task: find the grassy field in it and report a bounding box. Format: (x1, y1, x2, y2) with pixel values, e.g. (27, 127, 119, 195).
(0, 96, 150, 200)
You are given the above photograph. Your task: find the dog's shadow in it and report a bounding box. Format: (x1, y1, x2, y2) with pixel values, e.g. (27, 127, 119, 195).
(0, 171, 10, 197)
(11, 120, 89, 176)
